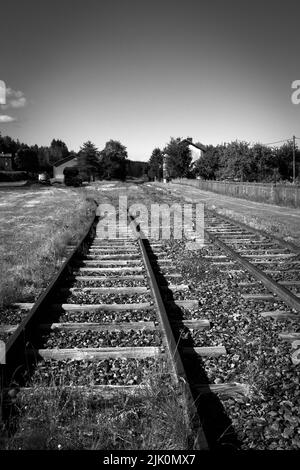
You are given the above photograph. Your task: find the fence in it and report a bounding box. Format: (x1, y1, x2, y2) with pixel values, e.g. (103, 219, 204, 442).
(173, 178, 300, 208)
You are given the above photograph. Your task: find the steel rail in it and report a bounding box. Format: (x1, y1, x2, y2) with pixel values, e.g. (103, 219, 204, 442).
(1, 212, 98, 387)
(148, 183, 300, 253)
(2, 203, 208, 449)
(128, 214, 209, 450)
(207, 231, 300, 313)
(206, 208, 300, 254)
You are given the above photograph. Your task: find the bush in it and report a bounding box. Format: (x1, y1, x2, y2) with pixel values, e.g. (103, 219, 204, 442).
(0, 171, 28, 182)
(63, 166, 82, 186)
(65, 175, 82, 187)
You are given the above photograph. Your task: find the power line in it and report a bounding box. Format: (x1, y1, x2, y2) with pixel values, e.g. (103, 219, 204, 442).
(224, 137, 299, 146)
(261, 138, 291, 146)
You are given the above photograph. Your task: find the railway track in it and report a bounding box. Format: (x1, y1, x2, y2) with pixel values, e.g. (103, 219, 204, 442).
(199, 209, 300, 364)
(148, 183, 300, 367)
(2, 183, 299, 450)
(1, 210, 236, 450)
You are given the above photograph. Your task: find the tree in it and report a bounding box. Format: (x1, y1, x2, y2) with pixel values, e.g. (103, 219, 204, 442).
(0, 132, 22, 156)
(251, 144, 276, 182)
(163, 137, 192, 178)
(193, 145, 221, 180)
(37, 146, 52, 173)
(78, 141, 99, 181)
(15, 147, 39, 172)
(216, 141, 253, 181)
(148, 148, 163, 180)
(126, 160, 148, 178)
(100, 140, 128, 180)
(274, 142, 300, 181)
(49, 139, 69, 165)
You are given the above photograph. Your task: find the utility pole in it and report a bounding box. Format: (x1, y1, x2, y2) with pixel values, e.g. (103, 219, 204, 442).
(293, 135, 296, 184)
(163, 153, 168, 183)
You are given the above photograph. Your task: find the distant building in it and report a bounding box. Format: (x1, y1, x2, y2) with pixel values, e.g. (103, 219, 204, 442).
(182, 137, 206, 164)
(53, 155, 78, 182)
(0, 153, 14, 171)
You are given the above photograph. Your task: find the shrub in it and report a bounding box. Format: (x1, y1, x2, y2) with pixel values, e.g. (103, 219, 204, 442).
(0, 171, 28, 182)
(63, 167, 82, 186)
(65, 175, 82, 187)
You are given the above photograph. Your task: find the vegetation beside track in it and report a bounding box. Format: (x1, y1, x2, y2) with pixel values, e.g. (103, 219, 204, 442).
(2, 367, 190, 450)
(0, 186, 97, 308)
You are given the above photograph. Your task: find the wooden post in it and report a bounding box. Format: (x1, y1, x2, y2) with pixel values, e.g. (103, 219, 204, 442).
(163, 153, 168, 183)
(293, 135, 296, 184)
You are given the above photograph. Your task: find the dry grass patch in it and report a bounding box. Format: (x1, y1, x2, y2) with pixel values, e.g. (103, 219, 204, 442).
(1, 366, 191, 450)
(0, 187, 97, 307)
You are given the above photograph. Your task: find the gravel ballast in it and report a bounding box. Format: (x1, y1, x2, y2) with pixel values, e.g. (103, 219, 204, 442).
(42, 329, 162, 348)
(29, 357, 161, 386)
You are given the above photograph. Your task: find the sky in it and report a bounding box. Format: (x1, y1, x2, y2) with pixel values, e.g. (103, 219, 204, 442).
(0, 0, 300, 160)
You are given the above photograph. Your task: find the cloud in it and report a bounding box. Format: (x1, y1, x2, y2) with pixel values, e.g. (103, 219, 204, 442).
(10, 96, 27, 108)
(1, 87, 27, 110)
(0, 115, 16, 123)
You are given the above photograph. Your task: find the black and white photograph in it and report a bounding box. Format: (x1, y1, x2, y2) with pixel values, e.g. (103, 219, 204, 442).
(0, 0, 300, 458)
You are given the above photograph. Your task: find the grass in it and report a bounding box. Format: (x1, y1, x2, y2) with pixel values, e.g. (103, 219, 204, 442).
(0, 186, 97, 308)
(1, 365, 191, 450)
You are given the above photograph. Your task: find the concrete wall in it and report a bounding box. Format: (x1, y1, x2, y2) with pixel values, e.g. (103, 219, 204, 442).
(173, 178, 300, 208)
(53, 158, 78, 182)
(188, 145, 202, 163)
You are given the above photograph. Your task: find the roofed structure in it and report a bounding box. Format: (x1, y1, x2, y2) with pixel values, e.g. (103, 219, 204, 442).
(53, 155, 78, 182)
(182, 137, 206, 164)
(182, 137, 206, 152)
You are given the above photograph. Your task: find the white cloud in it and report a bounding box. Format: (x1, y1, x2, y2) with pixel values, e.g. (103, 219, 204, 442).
(1, 87, 27, 110)
(10, 96, 27, 108)
(0, 115, 16, 123)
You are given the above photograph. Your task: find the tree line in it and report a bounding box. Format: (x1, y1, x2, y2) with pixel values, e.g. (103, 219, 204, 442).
(193, 141, 300, 182)
(147, 138, 300, 183)
(0, 133, 147, 180)
(2, 132, 298, 183)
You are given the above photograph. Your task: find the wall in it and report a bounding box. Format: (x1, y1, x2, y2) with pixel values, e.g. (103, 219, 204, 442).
(53, 158, 78, 182)
(173, 178, 300, 208)
(188, 145, 202, 164)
